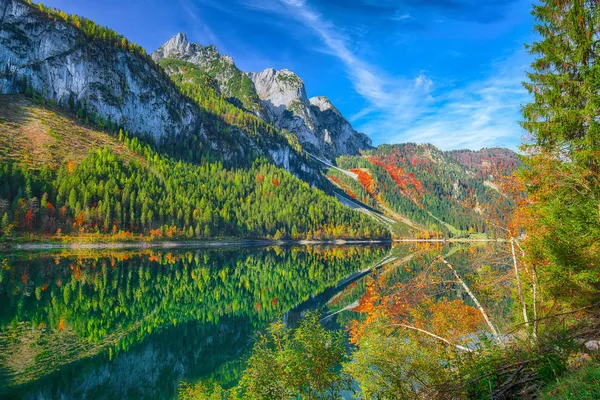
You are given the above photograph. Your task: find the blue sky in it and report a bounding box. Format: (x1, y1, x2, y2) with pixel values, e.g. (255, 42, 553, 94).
(42, 0, 535, 150)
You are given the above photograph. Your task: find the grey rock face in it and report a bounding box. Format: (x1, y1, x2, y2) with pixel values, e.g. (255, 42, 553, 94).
(585, 340, 600, 351)
(309, 96, 372, 157)
(248, 68, 320, 149)
(151, 32, 198, 62)
(153, 34, 373, 161)
(0, 1, 200, 143)
(0, 2, 318, 179)
(248, 68, 372, 161)
(248, 68, 310, 113)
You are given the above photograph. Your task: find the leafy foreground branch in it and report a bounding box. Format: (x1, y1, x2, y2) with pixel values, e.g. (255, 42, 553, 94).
(179, 312, 352, 400)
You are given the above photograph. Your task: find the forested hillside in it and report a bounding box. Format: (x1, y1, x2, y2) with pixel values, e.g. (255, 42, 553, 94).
(0, 95, 387, 240)
(0, 0, 319, 180)
(332, 144, 521, 237)
(0, 0, 394, 241)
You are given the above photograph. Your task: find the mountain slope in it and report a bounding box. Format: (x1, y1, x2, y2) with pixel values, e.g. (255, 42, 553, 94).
(249, 68, 372, 160)
(0, 0, 317, 179)
(151, 33, 263, 116)
(332, 143, 522, 237)
(448, 148, 522, 179)
(152, 33, 372, 161)
(0, 94, 389, 240)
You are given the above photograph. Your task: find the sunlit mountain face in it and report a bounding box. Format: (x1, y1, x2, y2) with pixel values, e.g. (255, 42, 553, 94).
(39, 0, 532, 150)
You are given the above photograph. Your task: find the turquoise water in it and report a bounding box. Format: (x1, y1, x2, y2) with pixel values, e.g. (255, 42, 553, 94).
(0, 243, 509, 399)
(0, 244, 389, 399)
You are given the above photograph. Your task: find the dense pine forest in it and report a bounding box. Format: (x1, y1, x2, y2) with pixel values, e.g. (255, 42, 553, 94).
(0, 111, 387, 240)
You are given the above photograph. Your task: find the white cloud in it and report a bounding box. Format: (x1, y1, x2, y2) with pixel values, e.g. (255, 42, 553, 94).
(414, 72, 433, 92)
(239, 0, 530, 151)
(365, 49, 531, 150)
(392, 12, 412, 21)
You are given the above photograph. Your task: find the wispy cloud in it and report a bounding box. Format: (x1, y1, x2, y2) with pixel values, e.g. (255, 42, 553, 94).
(391, 12, 412, 21)
(361, 49, 530, 150)
(242, 0, 430, 119)
(239, 0, 529, 150)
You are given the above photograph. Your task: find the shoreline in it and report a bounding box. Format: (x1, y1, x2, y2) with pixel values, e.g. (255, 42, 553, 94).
(0, 237, 504, 251)
(1, 238, 391, 251)
(393, 238, 504, 243)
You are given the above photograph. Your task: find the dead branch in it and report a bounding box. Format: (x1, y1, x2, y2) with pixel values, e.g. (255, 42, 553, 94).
(393, 323, 473, 352)
(511, 237, 530, 331)
(438, 256, 503, 346)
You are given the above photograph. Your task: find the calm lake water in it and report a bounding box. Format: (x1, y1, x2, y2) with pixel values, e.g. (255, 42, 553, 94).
(0, 243, 509, 399)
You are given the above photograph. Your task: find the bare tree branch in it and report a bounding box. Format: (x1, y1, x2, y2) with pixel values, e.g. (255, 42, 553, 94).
(393, 323, 473, 352)
(438, 256, 503, 346)
(513, 238, 538, 339)
(511, 237, 530, 330)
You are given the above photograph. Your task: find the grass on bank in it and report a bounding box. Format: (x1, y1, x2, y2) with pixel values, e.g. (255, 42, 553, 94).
(539, 360, 600, 400)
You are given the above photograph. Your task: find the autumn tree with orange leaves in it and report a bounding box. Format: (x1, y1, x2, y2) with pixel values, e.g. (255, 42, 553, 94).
(342, 2, 600, 398)
(342, 246, 516, 398)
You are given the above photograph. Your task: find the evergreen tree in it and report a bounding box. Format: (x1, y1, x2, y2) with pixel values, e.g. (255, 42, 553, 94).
(1, 212, 9, 235)
(522, 0, 600, 168)
(521, 0, 600, 305)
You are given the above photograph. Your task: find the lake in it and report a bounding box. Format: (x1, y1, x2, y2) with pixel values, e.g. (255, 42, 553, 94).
(0, 242, 510, 399)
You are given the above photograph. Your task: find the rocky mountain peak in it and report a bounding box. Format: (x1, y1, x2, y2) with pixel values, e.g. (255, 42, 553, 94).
(151, 32, 195, 61)
(221, 55, 234, 65)
(151, 34, 264, 115)
(248, 68, 308, 110)
(276, 69, 303, 86)
(151, 34, 225, 66)
(309, 96, 338, 114)
(151, 33, 372, 160)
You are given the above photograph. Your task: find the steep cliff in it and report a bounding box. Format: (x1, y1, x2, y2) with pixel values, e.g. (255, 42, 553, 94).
(151, 33, 263, 116)
(309, 96, 372, 156)
(0, 0, 199, 143)
(153, 34, 372, 161)
(0, 0, 318, 179)
(247, 68, 372, 161)
(248, 68, 320, 148)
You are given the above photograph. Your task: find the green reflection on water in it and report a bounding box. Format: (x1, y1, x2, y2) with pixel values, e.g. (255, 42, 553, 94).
(0, 244, 388, 399)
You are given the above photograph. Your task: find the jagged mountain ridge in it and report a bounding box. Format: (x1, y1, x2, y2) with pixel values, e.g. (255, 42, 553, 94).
(0, 0, 318, 180)
(151, 32, 264, 116)
(152, 33, 372, 161)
